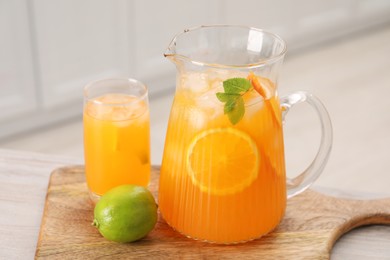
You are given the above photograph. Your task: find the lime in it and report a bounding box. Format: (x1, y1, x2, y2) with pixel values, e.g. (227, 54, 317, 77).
(93, 185, 157, 243)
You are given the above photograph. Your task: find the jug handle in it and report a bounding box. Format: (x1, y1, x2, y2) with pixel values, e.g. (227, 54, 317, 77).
(280, 91, 333, 199)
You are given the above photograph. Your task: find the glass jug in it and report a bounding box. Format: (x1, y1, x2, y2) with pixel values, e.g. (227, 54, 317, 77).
(159, 25, 332, 244)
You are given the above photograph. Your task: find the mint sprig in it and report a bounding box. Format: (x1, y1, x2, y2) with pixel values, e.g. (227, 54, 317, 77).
(216, 78, 252, 125)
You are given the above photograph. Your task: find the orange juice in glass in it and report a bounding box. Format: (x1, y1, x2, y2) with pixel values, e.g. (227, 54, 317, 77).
(83, 78, 150, 202)
(159, 25, 333, 243)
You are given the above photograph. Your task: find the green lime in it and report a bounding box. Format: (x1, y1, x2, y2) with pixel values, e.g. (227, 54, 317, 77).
(92, 185, 158, 243)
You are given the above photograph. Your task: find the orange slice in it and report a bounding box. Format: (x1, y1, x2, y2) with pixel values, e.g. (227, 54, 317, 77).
(247, 72, 281, 127)
(186, 128, 259, 195)
(247, 72, 269, 99)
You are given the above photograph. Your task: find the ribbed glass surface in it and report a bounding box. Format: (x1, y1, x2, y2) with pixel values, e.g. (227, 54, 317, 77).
(159, 70, 286, 243)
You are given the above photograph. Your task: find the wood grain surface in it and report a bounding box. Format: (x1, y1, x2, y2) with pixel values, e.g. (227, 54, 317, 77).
(35, 166, 390, 259)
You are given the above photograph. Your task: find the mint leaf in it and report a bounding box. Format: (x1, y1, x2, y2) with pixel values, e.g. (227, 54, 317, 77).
(223, 78, 251, 94)
(226, 97, 244, 125)
(216, 77, 252, 125)
(224, 99, 236, 114)
(216, 92, 240, 102)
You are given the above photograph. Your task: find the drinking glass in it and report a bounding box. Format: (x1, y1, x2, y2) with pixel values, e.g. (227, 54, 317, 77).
(83, 78, 150, 203)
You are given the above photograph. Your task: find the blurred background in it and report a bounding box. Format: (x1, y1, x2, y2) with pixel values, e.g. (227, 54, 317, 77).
(1, 0, 390, 194)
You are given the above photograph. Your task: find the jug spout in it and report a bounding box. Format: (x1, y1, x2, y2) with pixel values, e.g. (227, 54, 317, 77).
(163, 45, 175, 59)
(164, 26, 203, 66)
(164, 29, 180, 59)
(163, 49, 177, 64)
(164, 36, 184, 67)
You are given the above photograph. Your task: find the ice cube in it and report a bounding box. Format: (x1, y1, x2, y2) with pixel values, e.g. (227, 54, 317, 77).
(195, 88, 223, 119)
(94, 105, 114, 120)
(111, 106, 131, 121)
(181, 72, 209, 93)
(207, 69, 230, 82)
(209, 78, 223, 91)
(98, 93, 129, 104)
(187, 106, 206, 130)
(85, 102, 98, 118)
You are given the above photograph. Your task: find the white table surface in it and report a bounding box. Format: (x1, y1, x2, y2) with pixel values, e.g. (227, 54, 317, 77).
(0, 148, 389, 259)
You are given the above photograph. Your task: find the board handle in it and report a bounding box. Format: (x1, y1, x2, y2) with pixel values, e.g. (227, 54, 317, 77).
(281, 91, 333, 199)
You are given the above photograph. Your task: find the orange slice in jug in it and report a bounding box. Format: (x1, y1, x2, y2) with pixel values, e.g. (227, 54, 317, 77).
(247, 72, 282, 127)
(186, 128, 259, 195)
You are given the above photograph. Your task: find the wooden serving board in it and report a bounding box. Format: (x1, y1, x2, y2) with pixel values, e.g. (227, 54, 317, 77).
(35, 166, 390, 259)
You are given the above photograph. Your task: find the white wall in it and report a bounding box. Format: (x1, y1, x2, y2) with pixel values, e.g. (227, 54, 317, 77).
(1, 0, 390, 139)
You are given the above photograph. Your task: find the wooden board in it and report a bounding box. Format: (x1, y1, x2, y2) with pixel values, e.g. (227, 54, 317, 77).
(35, 166, 390, 259)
